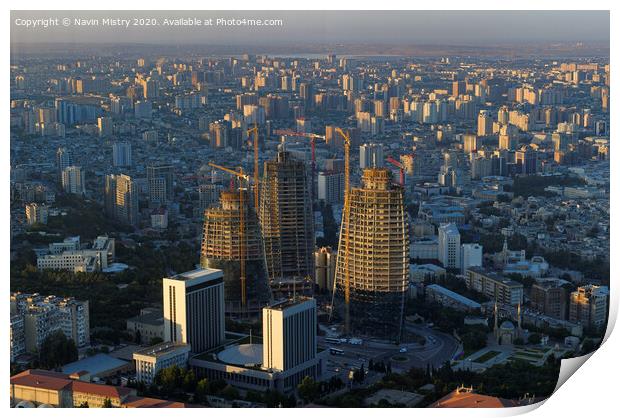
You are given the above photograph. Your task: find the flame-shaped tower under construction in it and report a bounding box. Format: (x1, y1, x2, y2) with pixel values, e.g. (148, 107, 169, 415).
(334, 168, 409, 342)
(200, 189, 271, 314)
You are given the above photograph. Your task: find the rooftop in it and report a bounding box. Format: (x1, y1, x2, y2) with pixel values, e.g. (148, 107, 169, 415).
(134, 342, 190, 359)
(217, 343, 263, 366)
(61, 353, 129, 376)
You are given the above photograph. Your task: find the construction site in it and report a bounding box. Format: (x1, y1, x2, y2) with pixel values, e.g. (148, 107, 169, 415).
(259, 148, 315, 298)
(200, 188, 272, 315)
(333, 168, 409, 343)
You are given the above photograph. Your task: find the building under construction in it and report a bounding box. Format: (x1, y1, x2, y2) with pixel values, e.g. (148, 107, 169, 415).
(259, 149, 315, 297)
(200, 189, 271, 315)
(334, 168, 409, 342)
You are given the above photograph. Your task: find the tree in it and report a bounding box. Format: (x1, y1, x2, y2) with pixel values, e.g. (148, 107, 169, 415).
(102, 398, 113, 408)
(194, 378, 210, 403)
(297, 376, 321, 402)
(38, 330, 78, 369)
(220, 384, 240, 400)
(528, 333, 542, 345)
(78, 401, 89, 408)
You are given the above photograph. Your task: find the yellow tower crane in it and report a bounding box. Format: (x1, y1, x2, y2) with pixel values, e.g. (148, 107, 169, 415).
(208, 162, 251, 309)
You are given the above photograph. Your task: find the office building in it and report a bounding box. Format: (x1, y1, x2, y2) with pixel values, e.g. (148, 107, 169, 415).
(438, 223, 461, 269)
(37, 235, 115, 273)
(61, 166, 85, 195)
(200, 190, 271, 314)
(163, 268, 225, 353)
(133, 342, 191, 385)
(263, 298, 317, 372)
(334, 168, 409, 341)
(105, 174, 139, 227)
(112, 142, 132, 167)
(461, 243, 483, 274)
(259, 150, 314, 293)
(569, 285, 609, 329)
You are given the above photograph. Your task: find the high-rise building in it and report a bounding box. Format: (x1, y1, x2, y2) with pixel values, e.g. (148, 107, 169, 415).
(200, 190, 271, 314)
(97, 116, 113, 137)
(262, 297, 316, 372)
(569, 285, 609, 329)
(477, 110, 493, 136)
(359, 143, 384, 169)
(515, 148, 538, 175)
(334, 168, 408, 341)
(531, 278, 568, 320)
(438, 223, 461, 269)
(56, 147, 72, 183)
(314, 247, 336, 293)
(260, 150, 314, 293)
(463, 133, 480, 153)
(105, 174, 139, 226)
(163, 268, 225, 353)
(317, 171, 345, 204)
(112, 142, 132, 167)
(61, 166, 85, 195)
(25, 203, 49, 225)
(460, 243, 482, 274)
(147, 164, 174, 206)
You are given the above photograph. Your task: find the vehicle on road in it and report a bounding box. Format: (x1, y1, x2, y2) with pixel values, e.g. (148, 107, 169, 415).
(325, 337, 342, 345)
(329, 347, 345, 355)
(399, 347, 408, 353)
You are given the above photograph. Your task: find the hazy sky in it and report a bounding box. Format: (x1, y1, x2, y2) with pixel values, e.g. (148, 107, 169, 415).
(11, 10, 610, 45)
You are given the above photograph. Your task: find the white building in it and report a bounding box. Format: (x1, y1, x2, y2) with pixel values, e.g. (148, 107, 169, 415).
(438, 223, 461, 269)
(133, 342, 191, 385)
(461, 243, 483, 274)
(263, 297, 317, 372)
(163, 268, 225, 353)
(37, 236, 114, 273)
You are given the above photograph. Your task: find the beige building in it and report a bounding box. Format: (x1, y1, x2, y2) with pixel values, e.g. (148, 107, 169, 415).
(163, 268, 225, 353)
(133, 342, 191, 385)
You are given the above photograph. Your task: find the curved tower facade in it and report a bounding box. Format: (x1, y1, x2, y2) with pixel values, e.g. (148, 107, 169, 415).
(200, 189, 271, 314)
(335, 168, 409, 342)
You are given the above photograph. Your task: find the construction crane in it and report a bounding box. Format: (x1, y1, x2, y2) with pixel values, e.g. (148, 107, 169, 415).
(208, 162, 250, 309)
(335, 127, 352, 334)
(273, 129, 325, 203)
(247, 124, 260, 209)
(386, 156, 405, 186)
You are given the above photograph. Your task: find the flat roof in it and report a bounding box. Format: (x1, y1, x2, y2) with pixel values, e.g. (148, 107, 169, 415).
(134, 342, 190, 358)
(170, 268, 222, 282)
(426, 284, 481, 308)
(62, 353, 129, 376)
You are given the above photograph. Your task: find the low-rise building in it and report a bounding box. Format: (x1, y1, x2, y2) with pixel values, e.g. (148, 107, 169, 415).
(425, 284, 481, 312)
(133, 342, 191, 385)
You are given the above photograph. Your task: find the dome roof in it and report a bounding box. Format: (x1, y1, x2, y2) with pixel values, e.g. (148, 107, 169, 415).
(500, 321, 515, 330)
(217, 343, 263, 366)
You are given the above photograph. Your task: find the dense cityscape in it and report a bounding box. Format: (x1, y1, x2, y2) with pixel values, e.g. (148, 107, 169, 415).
(9, 33, 610, 408)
